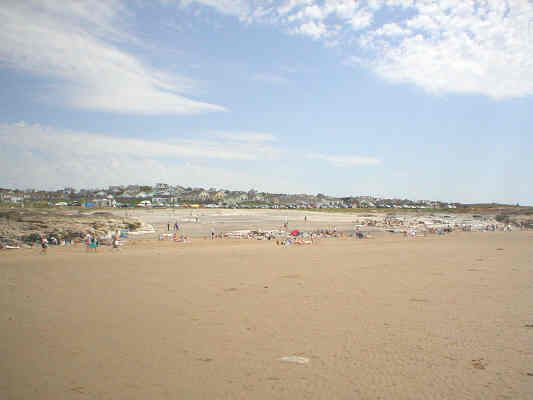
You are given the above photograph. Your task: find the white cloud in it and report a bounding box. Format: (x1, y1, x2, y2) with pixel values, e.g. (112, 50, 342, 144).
(374, 22, 411, 37)
(179, 0, 252, 19)
(307, 153, 381, 167)
(181, 0, 533, 99)
(291, 20, 330, 38)
(278, 0, 313, 16)
(362, 1, 533, 99)
(0, 1, 225, 114)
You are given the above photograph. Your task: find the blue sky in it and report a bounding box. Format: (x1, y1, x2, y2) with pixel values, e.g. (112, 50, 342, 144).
(0, 0, 532, 204)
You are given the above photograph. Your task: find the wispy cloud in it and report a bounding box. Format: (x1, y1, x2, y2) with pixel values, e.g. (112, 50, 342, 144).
(0, 122, 286, 189)
(178, 0, 252, 19)
(0, 1, 225, 114)
(0, 123, 279, 163)
(181, 0, 533, 99)
(307, 153, 381, 167)
(0, 122, 382, 190)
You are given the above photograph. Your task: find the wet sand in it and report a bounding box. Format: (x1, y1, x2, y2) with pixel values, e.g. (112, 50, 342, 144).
(108, 208, 392, 236)
(1, 231, 532, 399)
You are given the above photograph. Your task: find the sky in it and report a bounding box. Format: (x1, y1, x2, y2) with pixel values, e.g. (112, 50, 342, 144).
(0, 0, 532, 204)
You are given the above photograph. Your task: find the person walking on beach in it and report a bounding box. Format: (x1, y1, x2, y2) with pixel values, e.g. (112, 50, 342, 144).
(174, 221, 179, 231)
(211, 227, 216, 240)
(111, 230, 119, 251)
(89, 236, 98, 252)
(40, 236, 48, 255)
(85, 233, 92, 252)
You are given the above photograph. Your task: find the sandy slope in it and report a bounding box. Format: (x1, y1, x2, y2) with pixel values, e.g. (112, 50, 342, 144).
(1, 231, 532, 399)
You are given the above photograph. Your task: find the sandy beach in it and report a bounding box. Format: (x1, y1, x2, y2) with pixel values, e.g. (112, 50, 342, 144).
(1, 231, 532, 399)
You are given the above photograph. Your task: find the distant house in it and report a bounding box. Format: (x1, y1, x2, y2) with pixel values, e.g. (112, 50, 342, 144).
(119, 189, 139, 198)
(0, 189, 9, 201)
(153, 195, 172, 205)
(198, 190, 209, 201)
(91, 198, 116, 208)
(108, 185, 124, 194)
(209, 191, 226, 201)
(225, 192, 248, 204)
(135, 191, 151, 199)
(8, 196, 24, 204)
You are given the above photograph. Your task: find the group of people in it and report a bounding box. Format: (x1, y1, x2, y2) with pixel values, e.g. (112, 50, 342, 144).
(84, 233, 99, 252)
(39, 235, 74, 254)
(39, 231, 122, 255)
(167, 221, 180, 231)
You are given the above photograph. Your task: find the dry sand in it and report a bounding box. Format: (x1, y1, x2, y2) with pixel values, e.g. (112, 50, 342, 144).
(1, 231, 532, 399)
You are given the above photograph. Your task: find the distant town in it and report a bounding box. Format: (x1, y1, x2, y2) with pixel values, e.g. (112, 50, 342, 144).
(2, 183, 508, 210)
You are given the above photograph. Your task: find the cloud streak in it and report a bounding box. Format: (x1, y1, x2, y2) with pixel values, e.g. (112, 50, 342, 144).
(0, 122, 283, 189)
(0, 122, 381, 189)
(213, 131, 278, 142)
(0, 1, 225, 114)
(0, 123, 278, 162)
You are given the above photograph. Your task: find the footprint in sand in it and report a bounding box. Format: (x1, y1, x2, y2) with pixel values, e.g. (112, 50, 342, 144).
(280, 274, 302, 279)
(471, 358, 487, 370)
(410, 298, 430, 303)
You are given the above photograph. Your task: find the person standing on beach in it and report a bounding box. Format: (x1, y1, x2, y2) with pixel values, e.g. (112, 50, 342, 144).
(40, 236, 48, 255)
(85, 233, 92, 251)
(174, 221, 179, 231)
(112, 230, 119, 251)
(211, 227, 216, 240)
(90, 236, 98, 252)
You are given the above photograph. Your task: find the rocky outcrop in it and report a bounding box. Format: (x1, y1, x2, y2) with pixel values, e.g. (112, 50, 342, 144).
(0, 209, 142, 248)
(496, 208, 533, 229)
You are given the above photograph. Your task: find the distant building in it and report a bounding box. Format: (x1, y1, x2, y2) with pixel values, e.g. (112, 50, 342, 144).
(209, 191, 226, 201)
(91, 198, 116, 207)
(135, 191, 151, 199)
